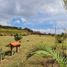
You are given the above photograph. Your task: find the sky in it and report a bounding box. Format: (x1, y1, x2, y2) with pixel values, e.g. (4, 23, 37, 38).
(0, 0, 67, 34)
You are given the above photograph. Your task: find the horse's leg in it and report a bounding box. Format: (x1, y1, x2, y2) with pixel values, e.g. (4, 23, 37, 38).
(16, 46, 18, 52)
(10, 46, 13, 55)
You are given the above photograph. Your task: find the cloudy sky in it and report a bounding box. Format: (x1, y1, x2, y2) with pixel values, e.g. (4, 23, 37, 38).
(0, 0, 67, 33)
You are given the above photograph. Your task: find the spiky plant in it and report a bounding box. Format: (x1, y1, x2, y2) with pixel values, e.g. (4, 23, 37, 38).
(26, 46, 67, 67)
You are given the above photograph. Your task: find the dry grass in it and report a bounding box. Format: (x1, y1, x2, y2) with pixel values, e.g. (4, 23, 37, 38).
(0, 35, 67, 67)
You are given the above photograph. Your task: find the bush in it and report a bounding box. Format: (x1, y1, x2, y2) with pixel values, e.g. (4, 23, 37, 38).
(55, 34, 66, 43)
(14, 33, 22, 41)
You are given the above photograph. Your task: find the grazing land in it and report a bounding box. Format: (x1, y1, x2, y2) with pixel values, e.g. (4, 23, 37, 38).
(0, 35, 67, 67)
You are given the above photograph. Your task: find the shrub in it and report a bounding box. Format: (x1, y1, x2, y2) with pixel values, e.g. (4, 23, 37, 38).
(14, 33, 22, 41)
(55, 33, 67, 44)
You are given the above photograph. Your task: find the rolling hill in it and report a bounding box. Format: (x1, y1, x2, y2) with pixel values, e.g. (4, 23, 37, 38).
(0, 25, 33, 36)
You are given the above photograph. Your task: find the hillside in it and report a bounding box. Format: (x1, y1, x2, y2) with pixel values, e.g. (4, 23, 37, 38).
(0, 25, 33, 36)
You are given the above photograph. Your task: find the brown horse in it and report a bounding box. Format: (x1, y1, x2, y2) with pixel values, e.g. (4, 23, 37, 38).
(8, 41, 21, 55)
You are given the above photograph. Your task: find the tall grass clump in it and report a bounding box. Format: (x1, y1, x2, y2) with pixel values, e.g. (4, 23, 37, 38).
(26, 44, 67, 67)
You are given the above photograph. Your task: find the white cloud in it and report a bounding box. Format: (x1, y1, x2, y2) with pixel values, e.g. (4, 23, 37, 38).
(0, 19, 10, 26)
(38, 0, 65, 15)
(56, 20, 67, 29)
(15, 17, 27, 23)
(21, 18, 27, 22)
(0, 0, 66, 34)
(0, 0, 65, 18)
(32, 28, 64, 34)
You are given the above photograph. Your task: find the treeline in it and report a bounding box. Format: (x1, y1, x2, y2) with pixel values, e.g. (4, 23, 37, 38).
(0, 25, 33, 36)
(0, 25, 22, 30)
(23, 28, 33, 32)
(0, 25, 66, 36)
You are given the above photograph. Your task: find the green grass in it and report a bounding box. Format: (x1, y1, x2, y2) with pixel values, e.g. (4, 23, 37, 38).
(0, 28, 31, 36)
(0, 35, 67, 67)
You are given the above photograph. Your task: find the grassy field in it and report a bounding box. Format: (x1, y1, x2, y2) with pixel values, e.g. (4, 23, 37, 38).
(0, 35, 67, 67)
(0, 27, 32, 36)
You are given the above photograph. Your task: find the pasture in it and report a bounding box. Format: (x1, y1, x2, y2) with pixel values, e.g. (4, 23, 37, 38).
(0, 35, 67, 67)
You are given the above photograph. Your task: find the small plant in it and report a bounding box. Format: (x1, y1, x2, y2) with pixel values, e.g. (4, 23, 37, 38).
(55, 33, 67, 44)
(56, 35, 63, 43)
(14, 33, 22, 41)
(55, 33, 67, 56)
(0, 48, 5, 61)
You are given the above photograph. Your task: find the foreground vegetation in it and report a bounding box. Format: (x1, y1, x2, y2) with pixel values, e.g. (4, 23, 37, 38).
(0, 35, 67, 67)
(27, 45, 67, 67)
